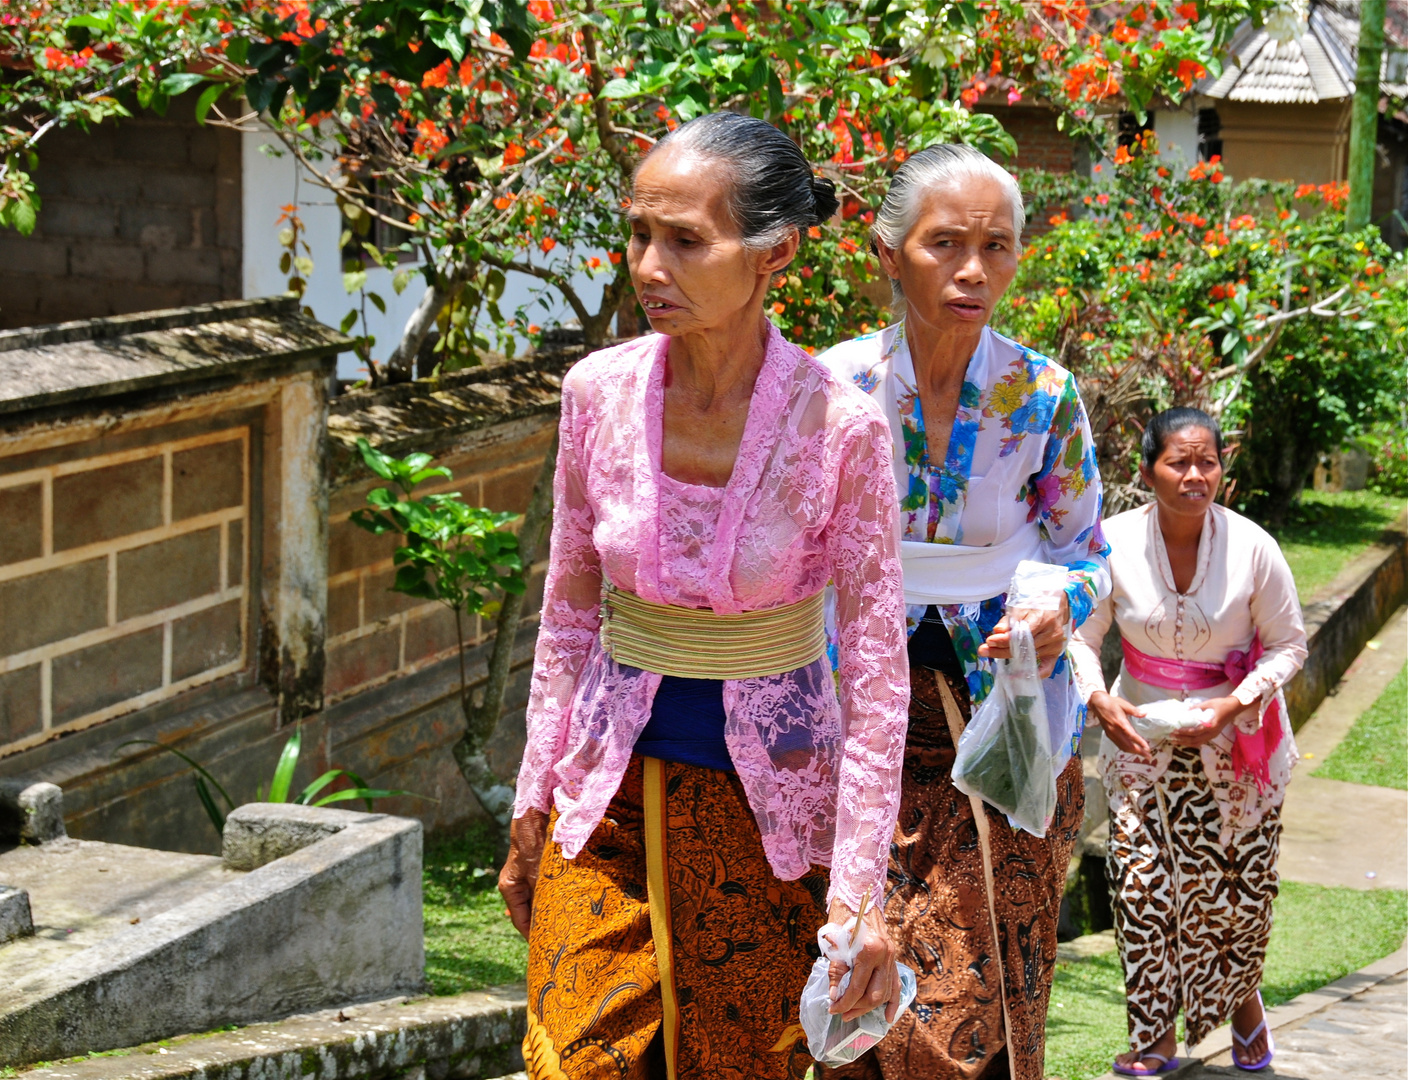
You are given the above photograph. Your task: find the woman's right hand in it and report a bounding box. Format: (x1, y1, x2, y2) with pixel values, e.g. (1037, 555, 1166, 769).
(1087, 691, 1153, 761)
(498, 809, 548, 940)
(826, 899, 903, 1023)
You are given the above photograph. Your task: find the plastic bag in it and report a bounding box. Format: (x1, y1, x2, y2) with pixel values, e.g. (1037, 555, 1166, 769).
(1006, 559, 1070, 612)
(951, 618, 1059, 837)
(1129, 698, 1214, 743)
(800, 915, 918, 1065)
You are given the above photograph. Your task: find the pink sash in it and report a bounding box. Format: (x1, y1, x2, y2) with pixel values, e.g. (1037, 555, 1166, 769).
(1121, 636, 1283, 793)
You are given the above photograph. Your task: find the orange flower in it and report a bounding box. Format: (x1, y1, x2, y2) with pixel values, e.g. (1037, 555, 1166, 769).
(1175, 59, 1206, 91)
(1176, 2, 1199, 19)
(772, 302, 786, 314)
(808, 226, 822, 239)
(1113, 145, 1134, 166)
(608, 251, 622, 264)
(422, 60, 451, 88)
(588, 256, 601, 269)
(838, 238, 858, 254)
(503, 143, 527, 165)
(1111, 21, 1138, 43)
(540, 237, 557, 253)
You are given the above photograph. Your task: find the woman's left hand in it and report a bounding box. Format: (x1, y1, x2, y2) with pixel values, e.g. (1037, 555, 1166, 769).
(1170, 695, 1253, 747)
(826, 898, 903, 1023)
(979, 594, 1070, 678)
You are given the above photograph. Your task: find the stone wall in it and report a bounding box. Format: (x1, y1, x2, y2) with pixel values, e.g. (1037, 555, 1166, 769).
(0, 98, 242, 331)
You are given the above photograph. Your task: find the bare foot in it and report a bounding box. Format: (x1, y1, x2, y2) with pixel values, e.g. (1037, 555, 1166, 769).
(1232, 992, 1269, 1066)
(1114, 1027, 1177, 1073)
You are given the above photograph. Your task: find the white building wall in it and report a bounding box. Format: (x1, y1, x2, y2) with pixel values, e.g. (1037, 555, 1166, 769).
(1152, 105, 1200, 175)
(241, 126, 611, 379)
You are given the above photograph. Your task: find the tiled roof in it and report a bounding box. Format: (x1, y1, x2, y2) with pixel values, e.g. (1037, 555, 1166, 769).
(1201, 0, 1408, 104)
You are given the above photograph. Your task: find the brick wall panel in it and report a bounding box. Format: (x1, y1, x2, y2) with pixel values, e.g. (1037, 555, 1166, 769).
(70, 244, 145, 281)
(170, 599, 242, 682)
(0, 483, 42, 566)
(51, 626, 164, 724)
(363, 568, 421, 623)
(0, 558, 107, 655)
(0, 666, 42, 745)
(53, 456, 163, 550)
(326, 626, 402, 697)
(116, 527, 222, 621)
(327, 579, 360, 637)
(328, 517, 396, 576)
(404, 604, 462, 664)
(39, 200, 118, 240)
(172, 439, 244, 520)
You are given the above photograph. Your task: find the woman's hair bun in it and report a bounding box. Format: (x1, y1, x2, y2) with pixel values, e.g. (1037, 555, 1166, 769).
(810, 176, 840, 223)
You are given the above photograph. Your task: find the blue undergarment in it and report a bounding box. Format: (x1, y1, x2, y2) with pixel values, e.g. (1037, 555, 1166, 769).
(634, 675, 734, 772)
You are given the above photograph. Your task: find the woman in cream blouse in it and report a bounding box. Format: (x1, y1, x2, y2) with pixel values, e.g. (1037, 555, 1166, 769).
(1070, 407, 1307, 1076)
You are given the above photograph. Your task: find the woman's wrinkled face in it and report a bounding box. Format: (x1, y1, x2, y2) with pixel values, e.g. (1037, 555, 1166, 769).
(876, 175, 1019, 333)
(1141, 425, 1223, 519)
(627, 149, 786, 337)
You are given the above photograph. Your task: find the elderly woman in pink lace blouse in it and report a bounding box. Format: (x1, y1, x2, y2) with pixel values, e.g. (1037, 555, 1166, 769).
(496, 112, 910, 1080)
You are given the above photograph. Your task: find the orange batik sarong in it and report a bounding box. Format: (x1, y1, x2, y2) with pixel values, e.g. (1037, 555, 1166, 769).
(524, 755, 830, 1080)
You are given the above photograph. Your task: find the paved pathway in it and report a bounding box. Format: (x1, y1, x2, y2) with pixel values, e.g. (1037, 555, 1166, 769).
(1278, 604, 1408, 892)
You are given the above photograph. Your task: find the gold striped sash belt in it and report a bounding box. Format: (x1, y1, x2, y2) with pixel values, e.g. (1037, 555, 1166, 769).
(600, 585, 826, 680)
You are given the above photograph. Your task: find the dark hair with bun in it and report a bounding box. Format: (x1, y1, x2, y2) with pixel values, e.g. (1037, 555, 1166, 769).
(643, 111, 837, 253)
(1141, 407, 1224, 469)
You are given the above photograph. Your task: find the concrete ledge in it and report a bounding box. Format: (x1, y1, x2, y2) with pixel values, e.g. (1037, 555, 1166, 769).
(0, 807, 425, 1068)
(1285, 513, 1408, 728)
(0, 780, 66, 845)
(222, 803, 350, 872)
(0, 885, 33, 944)
(15, 987, 527, 1080)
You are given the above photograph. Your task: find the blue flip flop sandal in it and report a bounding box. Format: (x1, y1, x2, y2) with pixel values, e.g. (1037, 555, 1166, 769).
(1112, 1053, 1179, 1076)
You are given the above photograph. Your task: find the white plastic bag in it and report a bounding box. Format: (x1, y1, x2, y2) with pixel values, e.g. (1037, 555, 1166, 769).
(799, 915, 918, 1065)
(951, 618, 1059, 837)
(1128, 698, 1214, 743)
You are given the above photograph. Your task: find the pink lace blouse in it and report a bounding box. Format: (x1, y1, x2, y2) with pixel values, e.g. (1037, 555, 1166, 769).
(513, 325, 910, 910)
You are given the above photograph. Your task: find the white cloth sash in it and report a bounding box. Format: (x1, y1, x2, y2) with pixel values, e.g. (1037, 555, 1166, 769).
(900, 527, 1043, 606)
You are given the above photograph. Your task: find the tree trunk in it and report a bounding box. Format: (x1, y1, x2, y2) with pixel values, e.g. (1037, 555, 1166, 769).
(386, 262, 467, 382)
(451, 429, 559, 847)
(1346, 0, 1387, 232)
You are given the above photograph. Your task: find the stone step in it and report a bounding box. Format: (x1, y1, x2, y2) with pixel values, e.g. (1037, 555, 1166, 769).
(16, 987, 527, 1080)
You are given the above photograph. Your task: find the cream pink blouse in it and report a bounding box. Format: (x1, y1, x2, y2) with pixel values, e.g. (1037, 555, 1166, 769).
(512, 326, 910, 910)
(1069, 504, 1308, 842)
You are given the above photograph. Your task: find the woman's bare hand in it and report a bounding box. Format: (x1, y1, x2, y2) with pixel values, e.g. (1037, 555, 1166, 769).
(1170, 695, 1250, 748)
(498, 810, 548, 939)
(979, 595, 1071, 678)
(1087, 691, 1152, 760)
(826, 898, 903, 1023)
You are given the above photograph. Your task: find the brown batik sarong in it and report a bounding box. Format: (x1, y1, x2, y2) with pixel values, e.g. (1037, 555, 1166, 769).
(1108, 745, 1280, 1051)
(524, 754, 830, 1080)
(820, 667, 1084, 1080)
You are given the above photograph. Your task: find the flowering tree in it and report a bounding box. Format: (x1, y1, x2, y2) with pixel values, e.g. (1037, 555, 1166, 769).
(997, 131, 1405, 516)
(5, 1, 1275, 374)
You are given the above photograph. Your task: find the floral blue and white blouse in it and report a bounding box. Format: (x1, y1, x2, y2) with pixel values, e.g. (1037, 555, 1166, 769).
(820, 320, 1112, 765)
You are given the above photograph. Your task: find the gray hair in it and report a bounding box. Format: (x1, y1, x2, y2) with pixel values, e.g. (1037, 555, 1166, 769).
(871, 144, 1025, 311)
(642, 112, 839, 254)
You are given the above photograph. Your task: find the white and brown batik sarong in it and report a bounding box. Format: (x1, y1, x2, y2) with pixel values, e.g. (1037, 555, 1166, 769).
(1107, 745, 1280, 1051)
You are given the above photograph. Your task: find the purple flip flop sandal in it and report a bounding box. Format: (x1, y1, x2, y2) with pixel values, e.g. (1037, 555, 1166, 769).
(1232, 1019, 1275, 1071)
(1112, 1053, 1180, 1076)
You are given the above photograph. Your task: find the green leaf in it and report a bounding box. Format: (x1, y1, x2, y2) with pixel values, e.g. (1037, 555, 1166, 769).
(343, 268, 368, 293)
(117, 739, 236, 818)
(311, 786, 426, 810)
(160, 72, 209, 97)
(193, 776, 226, 836)
(9, 199, 37, 236)
(599, 78, 639, 99)
(357, 437, 396, 481)
(368, 291, 387, 314)
(340, 310, 359, 333)
(267, 727, 302, 803)
(194, 82, 225, 125)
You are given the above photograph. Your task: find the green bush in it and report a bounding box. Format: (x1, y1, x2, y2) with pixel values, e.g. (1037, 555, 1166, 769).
(1364, 422, 1408, 497)
(998, 137, 1406, 520)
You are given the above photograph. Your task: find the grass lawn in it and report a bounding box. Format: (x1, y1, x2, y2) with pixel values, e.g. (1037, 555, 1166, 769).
(1314, 663, 1408, 790)
(1044, 881, 1408, 1080)
(423, 824, 528, 995)
(1265, 490, 1405, 600)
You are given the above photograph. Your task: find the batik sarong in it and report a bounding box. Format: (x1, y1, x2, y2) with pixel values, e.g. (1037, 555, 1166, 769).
(1108, 744, 1280, 1051)
(524, 754, 830, 1080)
(819, 667, 1084, 1080)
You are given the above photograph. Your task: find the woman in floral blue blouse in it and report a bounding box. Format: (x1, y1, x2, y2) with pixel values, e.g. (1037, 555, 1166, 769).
(818, 145, 1110, 1080)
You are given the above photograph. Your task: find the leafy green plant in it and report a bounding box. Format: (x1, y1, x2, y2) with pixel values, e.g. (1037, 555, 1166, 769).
(119, 725, 419, 838)
(350, 437, 529, 836)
